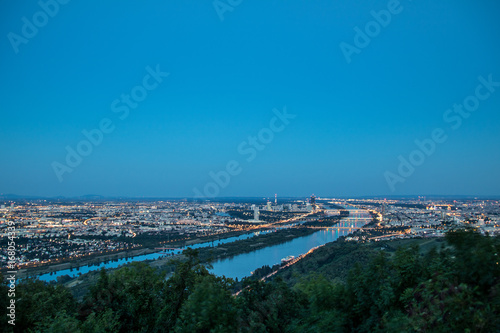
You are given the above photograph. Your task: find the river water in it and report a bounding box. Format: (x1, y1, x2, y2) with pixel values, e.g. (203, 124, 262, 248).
(210, 218, 368, 280)
(39, 206, 371, 282)
(38, 230, 272, 282)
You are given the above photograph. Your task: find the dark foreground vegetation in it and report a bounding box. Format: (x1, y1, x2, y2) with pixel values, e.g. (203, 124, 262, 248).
(1, 229, 499, 332)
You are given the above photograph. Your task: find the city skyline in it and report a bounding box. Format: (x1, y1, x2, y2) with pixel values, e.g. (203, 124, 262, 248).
(1, 1, 500, 198)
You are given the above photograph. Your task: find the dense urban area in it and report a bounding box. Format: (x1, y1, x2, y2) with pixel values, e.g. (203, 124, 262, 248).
(1, 196, 499, 270)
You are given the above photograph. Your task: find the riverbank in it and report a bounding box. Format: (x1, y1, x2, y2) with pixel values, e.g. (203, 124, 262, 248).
(196, 227, 317, 263)
(13, 247, 156, 279)
(13, 229, 252, 279)
(62, 227, 318, 299)
(273, 231, 446, 285)
(29, 208, 365, 290)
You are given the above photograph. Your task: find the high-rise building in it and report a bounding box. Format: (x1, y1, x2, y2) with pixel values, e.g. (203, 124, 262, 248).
(267, 201, 272, 211)
(253, 205, 260, 221)
(310, 194, 316, 206)
(382, 202, 386, 223)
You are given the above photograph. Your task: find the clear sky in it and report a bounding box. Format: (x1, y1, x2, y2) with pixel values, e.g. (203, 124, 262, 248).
(1, 0, 499, 198)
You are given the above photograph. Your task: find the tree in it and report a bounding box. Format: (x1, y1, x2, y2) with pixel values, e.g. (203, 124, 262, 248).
(342, 252, 396, 332)
(174, 275, 237, 333)
(293, 274, 347, 332)
(80, 263, 166, 332)
(15, 278, 77, 332)
(156, 248, 212, 331)
(237, 278, 304, 332)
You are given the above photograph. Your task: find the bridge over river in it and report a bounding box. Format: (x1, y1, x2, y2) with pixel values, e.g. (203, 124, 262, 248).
(211, 205, 372, 280)
(38, 205, 371, 282)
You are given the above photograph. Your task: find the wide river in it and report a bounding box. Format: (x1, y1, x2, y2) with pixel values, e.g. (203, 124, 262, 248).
(211, 207, 370, 280)
(39, 206, 371, 282)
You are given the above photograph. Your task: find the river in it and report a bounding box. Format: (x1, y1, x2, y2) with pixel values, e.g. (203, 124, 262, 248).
(38, 206, 371, 282)
(210, 208, 370, 280)
(38, 230, 273, 282)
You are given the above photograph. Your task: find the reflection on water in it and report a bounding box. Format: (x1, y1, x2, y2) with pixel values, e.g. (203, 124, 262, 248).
(39, 205, 370, 282)
(210, 225, 366, 280)
(210, 206, 370, 279)
(39, 231, 270, 282)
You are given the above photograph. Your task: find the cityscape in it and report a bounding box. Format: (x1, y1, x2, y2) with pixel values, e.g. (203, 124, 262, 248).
(1, 0, 500, 331)
(1, 196, 498, 278)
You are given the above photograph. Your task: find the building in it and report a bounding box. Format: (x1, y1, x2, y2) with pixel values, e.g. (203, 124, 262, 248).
(253, 205, 260, 221)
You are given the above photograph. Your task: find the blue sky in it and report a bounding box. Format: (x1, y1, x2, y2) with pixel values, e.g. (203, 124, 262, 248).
(1, 0, 499, 198)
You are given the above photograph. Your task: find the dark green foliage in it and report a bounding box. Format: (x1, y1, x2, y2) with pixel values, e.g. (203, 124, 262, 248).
(79, 309, 119, 333)
(288, 230, 500, 332)
(293, 274, 347, 332)
(156, 248, 212, 331)
(237, 278, 305, 333)
(278, 238, 376, 284)
(307, 230, 500, 332)
(15, 278, 77, 332)
(80, 262, 165, 332)
(445, 229, 500, 294)
(4, 230, 499, 332)
(174, 275, 237, 333)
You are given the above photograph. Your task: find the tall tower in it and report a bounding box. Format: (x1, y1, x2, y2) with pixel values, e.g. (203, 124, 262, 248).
(275, 193, 277, 205)
(310, 194, 316, 206)
(382, 199, 387, 223)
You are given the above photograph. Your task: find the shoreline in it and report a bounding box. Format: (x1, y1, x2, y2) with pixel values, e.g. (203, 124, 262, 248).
(10, 229, 253, 279)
